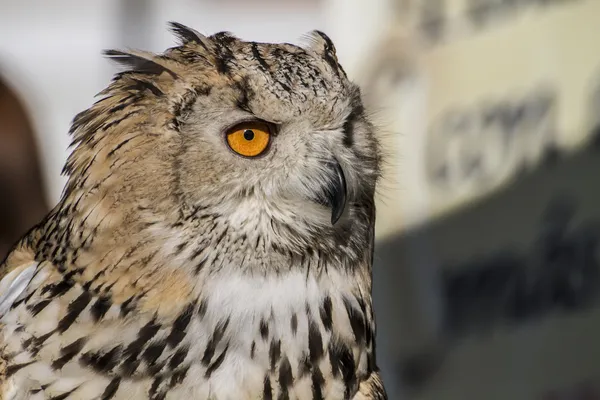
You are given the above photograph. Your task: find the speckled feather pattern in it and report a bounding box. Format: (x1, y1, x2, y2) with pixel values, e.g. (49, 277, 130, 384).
(0, 23, 386, 399)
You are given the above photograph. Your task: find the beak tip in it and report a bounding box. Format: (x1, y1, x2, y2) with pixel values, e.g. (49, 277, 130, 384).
(331, 208, 343, 225)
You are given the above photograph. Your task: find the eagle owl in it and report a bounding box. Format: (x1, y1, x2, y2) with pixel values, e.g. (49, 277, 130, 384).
(0, 22, 386, 399)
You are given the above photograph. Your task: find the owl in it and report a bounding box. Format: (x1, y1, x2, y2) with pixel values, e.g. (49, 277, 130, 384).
(0, 22, 386, 399)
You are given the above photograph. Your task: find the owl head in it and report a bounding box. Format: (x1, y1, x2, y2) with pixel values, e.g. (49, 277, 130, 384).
(62, 23, 381, 264)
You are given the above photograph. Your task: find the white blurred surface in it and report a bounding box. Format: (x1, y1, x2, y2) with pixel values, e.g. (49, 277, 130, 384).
(0, 1, 121, 203)
(0, 0, 331, 205)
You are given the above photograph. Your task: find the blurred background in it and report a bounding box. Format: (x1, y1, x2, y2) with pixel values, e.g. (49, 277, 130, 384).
(1, 0, 599, 398)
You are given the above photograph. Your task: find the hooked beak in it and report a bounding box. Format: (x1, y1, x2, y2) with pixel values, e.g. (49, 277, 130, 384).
(328, 159, 347, 225)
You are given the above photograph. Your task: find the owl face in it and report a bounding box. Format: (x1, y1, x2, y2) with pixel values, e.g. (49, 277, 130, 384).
(174, 33, 380, 244)
(63, 26, 380, 261)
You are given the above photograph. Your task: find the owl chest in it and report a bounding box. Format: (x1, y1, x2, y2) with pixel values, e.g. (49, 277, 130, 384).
(172, 269, 371, 399)
(1, 269, 370, 400)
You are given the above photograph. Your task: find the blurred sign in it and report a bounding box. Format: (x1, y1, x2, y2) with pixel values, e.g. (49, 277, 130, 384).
(442, 197, 600, 337)
(359, 0, 600, 238)
(374, 145, 600, 400)
(425, 85, 558, 196)
(414, 0, 585, 48)
(354, 0, 600, 399)
(373, 143, 600, 400)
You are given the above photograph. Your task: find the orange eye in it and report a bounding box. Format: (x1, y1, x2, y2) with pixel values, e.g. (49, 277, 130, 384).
(226, 121, 272, 158)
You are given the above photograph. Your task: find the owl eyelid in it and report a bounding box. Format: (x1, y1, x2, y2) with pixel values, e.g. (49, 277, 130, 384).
(222, 118, 279, 136)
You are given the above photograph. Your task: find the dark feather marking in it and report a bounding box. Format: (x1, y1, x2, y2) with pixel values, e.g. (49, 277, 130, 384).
(6, 361, 36, 377)
(197, 298, 208, 318)
(48, 388, 78, 400)
(356, 295, 367, 315)
(194, 255, 209, 274)
(278, 356, 293, 400)
(343, 297, 366, 344)
(57, 291, 93, 333)
(211, 32, 236, 46)
(252, 43, 270, 70)
(329, 341, 357, 397)
(101, 377, 121, 400)
(91, 296, 112, 322)
(205, 343, 229, 377)
(214, 52, 231, 73)
(298, 353, 311, 378)
(201, 317, 230, 365)
(10, 288, 36, 310)
(169, 347, 188, 368)
(143, 341, 167, 366)
(120, 319, 161, 375)
(269, 339, 281, 370)
(259, 318, 269, 340)
(250, 341, 256, 359)
(215, 227, 229, 246)
(367, 352, 376, 373)
(107, 95, 138, 114)
(83, 269, 106, 290)
(23, 330, 55, 356)
(148, 376, 166, 400)
(235, 78, 253, 113)
(120, 357, 142, 378)
(103, 50, 177, 78)
(275, 79, 292, 94)
(120, 296, 137, 317)
(100, 111, 140, 132)
(166, 302, 195, 347)
(69, 108, 104, 136)
(211, 32, 236, 74)
(190, 245, 206, 261)
(176, 242, 187, 253)
(28, 299, 52, 316)
(263, 376, 273, 400)
(311, 368, 325, 400)
(169, 365, 189, 388)
(320, 296, 333, 331)
(290, 313, 298, 335)
(342, 105, 363, 148)
(51, 337, 87, 370)
(147, 359, 168, 376)
(278, 391, 290, 400)
(41, 277, 75, 297)
(365, 321, 374, 348)
(80, 345, 122, 373)
(127, 78, 164, 96)
(308, 320, 324, 363)
(107, 137, 135, 157)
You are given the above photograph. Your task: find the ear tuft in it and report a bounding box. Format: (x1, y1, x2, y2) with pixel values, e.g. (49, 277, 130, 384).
(301, 30, 347, 78)
(302, 30, 339, 60)
(168, 21, 213, 52)
(103, 49, 177, 78)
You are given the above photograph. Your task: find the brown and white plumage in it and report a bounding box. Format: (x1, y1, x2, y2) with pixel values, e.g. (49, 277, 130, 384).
(0, 23, 387, 399)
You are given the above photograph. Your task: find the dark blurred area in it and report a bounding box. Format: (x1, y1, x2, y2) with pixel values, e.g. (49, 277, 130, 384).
(1, 0, 599, 399)
(0, 75, 49, 260)
(374, 139, 600, 399)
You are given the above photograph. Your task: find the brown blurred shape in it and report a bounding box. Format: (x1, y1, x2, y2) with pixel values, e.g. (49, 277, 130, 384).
(0, 75, 50, 261)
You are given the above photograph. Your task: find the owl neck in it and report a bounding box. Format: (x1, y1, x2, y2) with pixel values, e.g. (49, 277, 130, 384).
(30, 176, 375, 320)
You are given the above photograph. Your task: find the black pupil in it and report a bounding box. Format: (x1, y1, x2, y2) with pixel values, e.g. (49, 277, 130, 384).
(243, 130, 255, 141)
